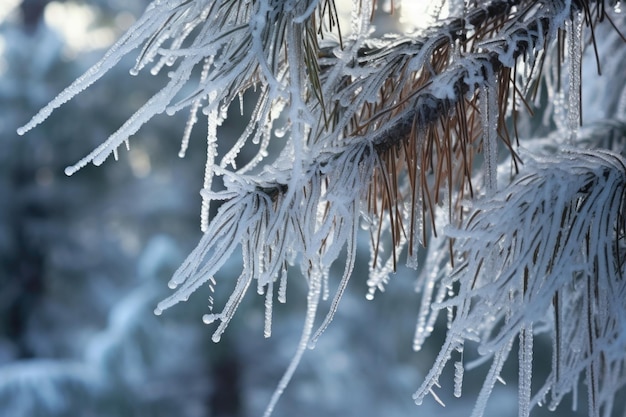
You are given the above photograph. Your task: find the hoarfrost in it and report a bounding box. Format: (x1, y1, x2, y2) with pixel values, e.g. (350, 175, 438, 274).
(18, 0, 626, 416)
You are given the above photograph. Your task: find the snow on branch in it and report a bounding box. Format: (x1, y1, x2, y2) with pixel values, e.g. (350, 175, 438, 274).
(416, 148, 626, 417)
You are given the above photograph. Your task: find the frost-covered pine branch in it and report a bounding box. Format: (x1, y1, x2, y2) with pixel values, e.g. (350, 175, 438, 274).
(416, 143, 626, 417)
(18, 0, 626, 416)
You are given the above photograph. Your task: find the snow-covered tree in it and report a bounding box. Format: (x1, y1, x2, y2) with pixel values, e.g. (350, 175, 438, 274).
(18, 0, 626, 416)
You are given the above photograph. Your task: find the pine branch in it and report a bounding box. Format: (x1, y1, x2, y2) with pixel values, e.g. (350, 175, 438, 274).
(423, 146, 626, 417)
(210, 0, 583, 265)
(17, 0, 626, 416)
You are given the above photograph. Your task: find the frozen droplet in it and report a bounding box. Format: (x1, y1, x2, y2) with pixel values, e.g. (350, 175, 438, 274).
(64, 152, 96, 175)
(274, 125, 288, 138)
(203, 314, 218, 324)
(153, 307, 162, 316)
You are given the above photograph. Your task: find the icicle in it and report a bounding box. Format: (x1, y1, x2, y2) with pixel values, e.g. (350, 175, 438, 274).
(454, 342, 465, 398)
(429, 387, 446, 407)
(550, 293, 563, 408)
(278, 262, 288, 303)
(446, 283, 455, 329)
(454, 361, 464, 398)
(481, 76, 498, 194)
(255, 236, 268, 294)
(264, 281, 273, 338)
(179, 101, 200, 158)
(407, 144, 424, 270)
(518, 325, 533, 417)
(321, 269, 330, 301)
(201, 92, 219, 232)
(567, 12, 583, 144)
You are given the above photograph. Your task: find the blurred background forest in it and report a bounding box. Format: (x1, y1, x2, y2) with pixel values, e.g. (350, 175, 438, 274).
(0, 1, 597, 416)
